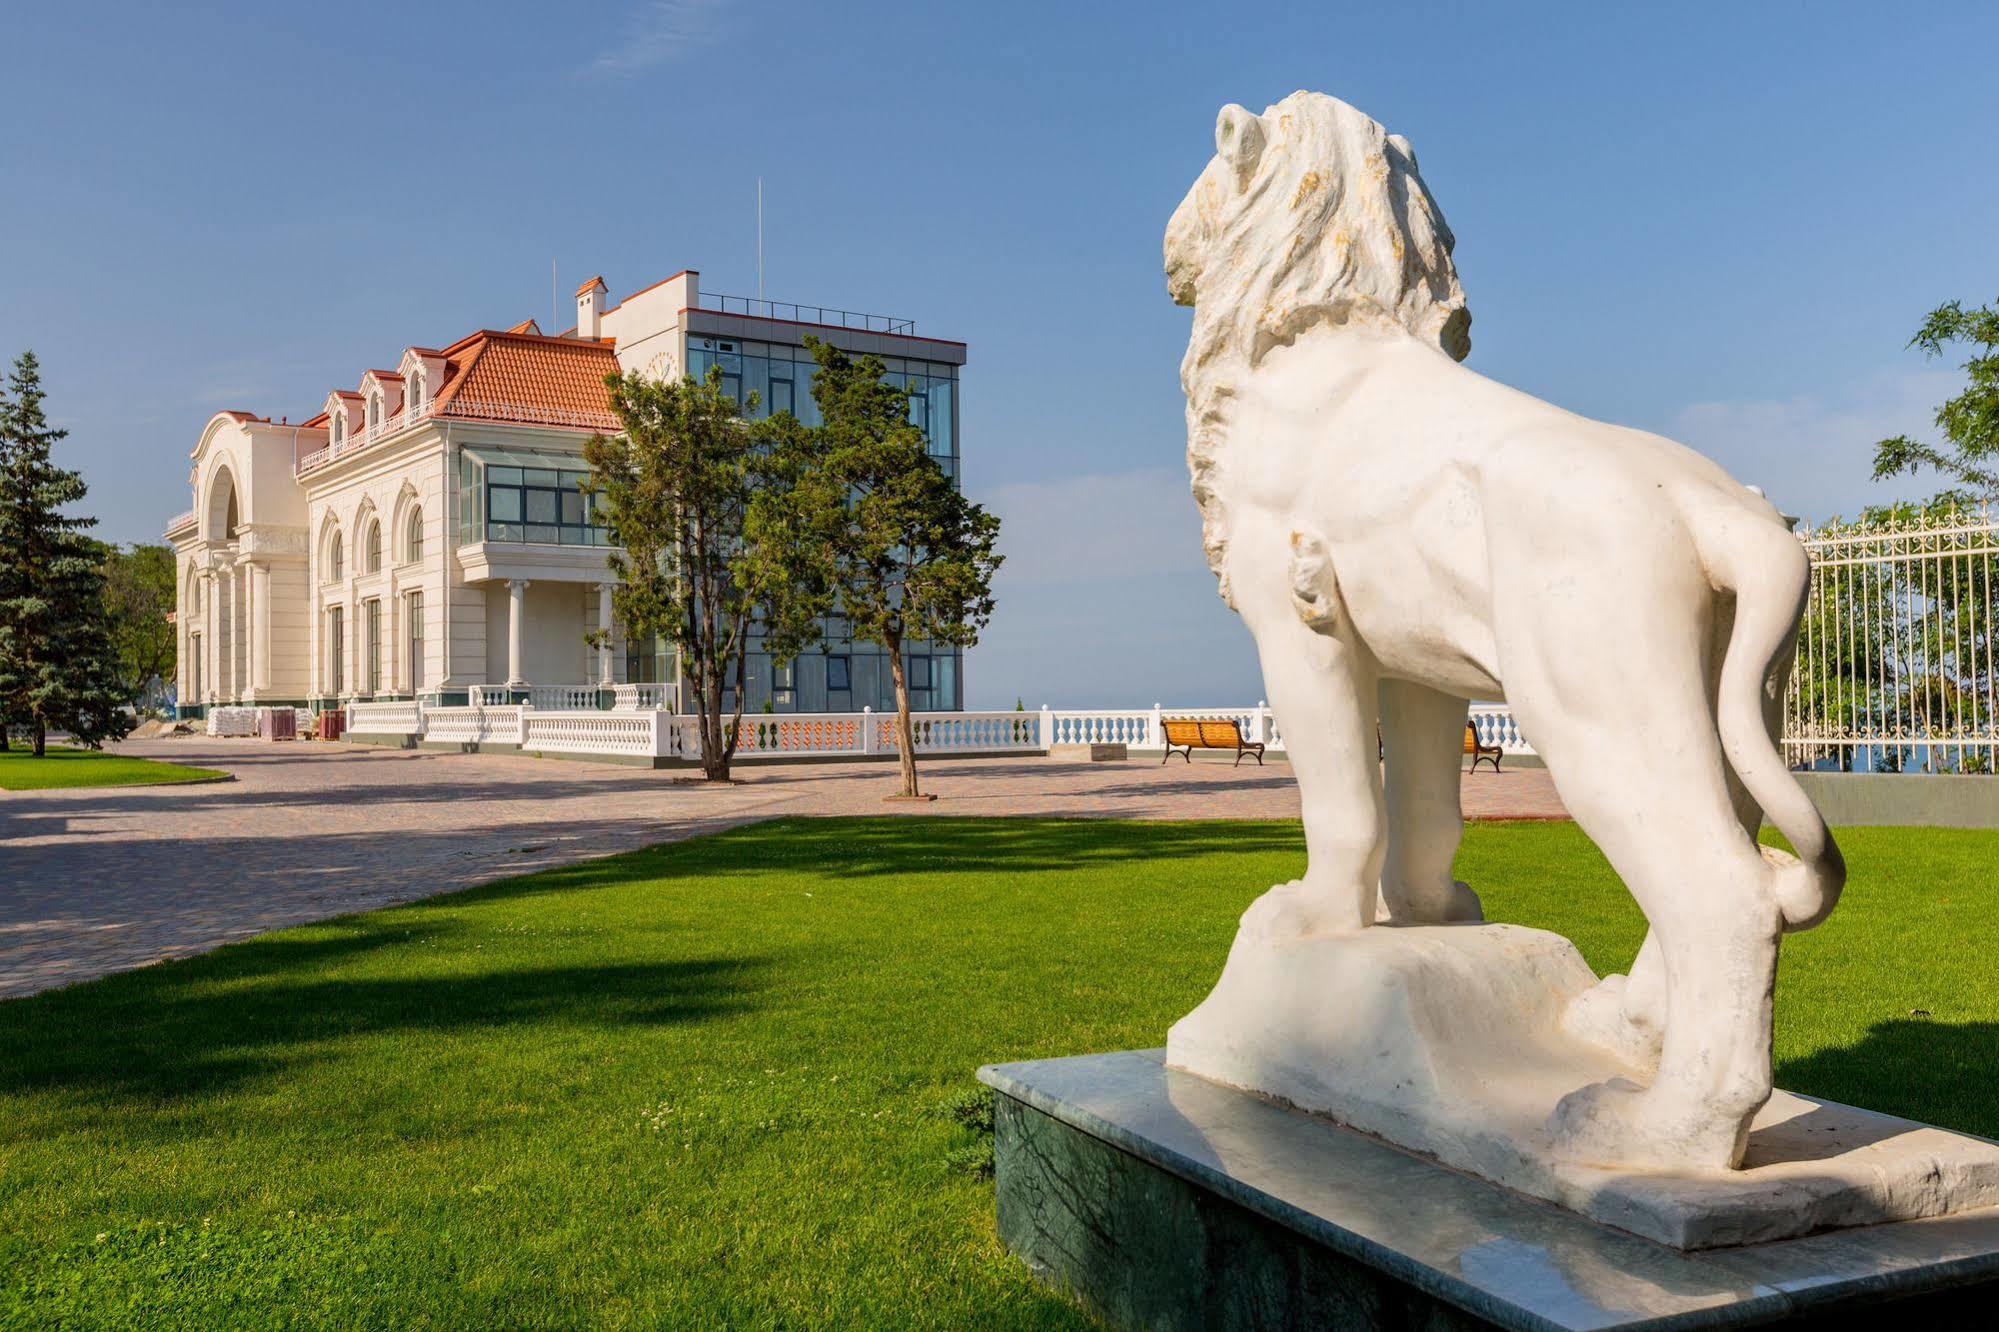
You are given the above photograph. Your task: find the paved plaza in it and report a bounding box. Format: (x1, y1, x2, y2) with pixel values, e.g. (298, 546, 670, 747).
(0, 738, 1566, 998)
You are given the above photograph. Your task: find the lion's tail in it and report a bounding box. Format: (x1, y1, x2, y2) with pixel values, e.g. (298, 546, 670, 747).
(1698, 502, 1846, 931)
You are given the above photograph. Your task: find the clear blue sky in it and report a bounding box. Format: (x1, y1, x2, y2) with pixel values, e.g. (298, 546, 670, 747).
(3, 1, 1995, 706)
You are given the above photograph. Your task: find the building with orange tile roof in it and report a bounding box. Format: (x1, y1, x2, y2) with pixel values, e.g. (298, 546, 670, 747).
(166, 270, 968, 718)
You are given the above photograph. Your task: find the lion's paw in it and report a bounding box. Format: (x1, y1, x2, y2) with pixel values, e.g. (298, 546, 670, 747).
(1547, 1079, 1736, 1173)
(1241, 878, 1369, 940)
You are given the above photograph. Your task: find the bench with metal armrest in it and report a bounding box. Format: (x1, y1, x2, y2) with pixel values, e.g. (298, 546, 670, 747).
(1162, 718, 1265, 767)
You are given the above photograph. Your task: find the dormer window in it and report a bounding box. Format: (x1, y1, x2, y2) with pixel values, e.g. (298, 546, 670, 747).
(367, 396, 381, 431)
(408, 372, 425, 413)
(332, 415, 345, 444)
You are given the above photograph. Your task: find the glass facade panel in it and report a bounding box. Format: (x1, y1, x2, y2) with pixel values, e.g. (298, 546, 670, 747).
(680, 340, 966, 713)
(456, 449, 605, 547)
(686, 336, 957, 467)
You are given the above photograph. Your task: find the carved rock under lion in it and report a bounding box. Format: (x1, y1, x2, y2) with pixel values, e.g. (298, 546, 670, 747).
(1167, 922, 1999, 1250)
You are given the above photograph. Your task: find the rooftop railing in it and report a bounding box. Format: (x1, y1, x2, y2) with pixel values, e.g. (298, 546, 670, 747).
(699, 292, 916, 336)
(295, 398, 619, 475)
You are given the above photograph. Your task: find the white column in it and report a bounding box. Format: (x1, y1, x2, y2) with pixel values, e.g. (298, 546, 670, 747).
(203, 571, 219, 702)
(506, 579, 529, 686)
(308, 586, 321, 701)
(386, 578, 402, 695)
(251, 562, 271, 696)
(175, 583, 191, 708)
(597, 582, 615, 684)
(343, 595, 357, 701)
(233, 564, 248, 701)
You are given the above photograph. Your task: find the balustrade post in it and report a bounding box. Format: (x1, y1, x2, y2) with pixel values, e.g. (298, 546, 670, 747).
(1255, 699, 1270, 745)
(1150, 703, 1164, 750)
(862, 705, 878, 756)
(1039, 704, 1053, 751)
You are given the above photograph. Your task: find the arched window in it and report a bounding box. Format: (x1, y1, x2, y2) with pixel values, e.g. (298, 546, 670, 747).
(332, 415, 345, 444)
(408, 372, 424, 413)
(406, 508, 424, 563)
(188, 573, 202, 614)
(328, 531, 344, 582)
(367, 396, 381, 430)
(364, 520, 382, 573)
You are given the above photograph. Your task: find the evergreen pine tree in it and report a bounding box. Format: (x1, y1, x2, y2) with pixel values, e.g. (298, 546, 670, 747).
(0, 351, 133, 755)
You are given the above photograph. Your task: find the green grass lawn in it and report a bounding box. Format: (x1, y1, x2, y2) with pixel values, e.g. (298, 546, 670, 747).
(0, 746, 225, 790)
(2, 817, 1995, 1328)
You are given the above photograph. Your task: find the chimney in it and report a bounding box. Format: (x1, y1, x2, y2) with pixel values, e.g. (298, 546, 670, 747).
(576, 275, 609, 339)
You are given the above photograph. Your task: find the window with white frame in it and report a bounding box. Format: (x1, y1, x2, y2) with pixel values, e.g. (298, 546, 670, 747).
(364, 519, 382, 573)
(364, 598, 382, 694)
(327, 531, 344, 582)
(367, 395, 381, 431)
(407, 590, 425, 691)
(408, 371, 424, 413)
(405, 508, 424, 564)
(327, 605, 345, 695)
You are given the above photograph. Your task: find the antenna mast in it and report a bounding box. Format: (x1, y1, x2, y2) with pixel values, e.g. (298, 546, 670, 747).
(757, 177, 764, 301)
(551, 259, 558, 330)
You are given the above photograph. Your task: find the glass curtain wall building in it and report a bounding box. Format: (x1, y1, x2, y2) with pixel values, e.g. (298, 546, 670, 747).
(624, 334, 964, 713)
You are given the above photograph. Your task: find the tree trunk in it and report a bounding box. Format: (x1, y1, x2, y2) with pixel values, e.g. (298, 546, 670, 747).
(700, 668, 731, 783)
(33, 719, 47, 758)
(0, 721, 9, 752)
(886, 634, 919, 798)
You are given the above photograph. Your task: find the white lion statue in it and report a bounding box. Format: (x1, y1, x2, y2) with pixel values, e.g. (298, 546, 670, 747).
(1164, 91, 1846, 1172)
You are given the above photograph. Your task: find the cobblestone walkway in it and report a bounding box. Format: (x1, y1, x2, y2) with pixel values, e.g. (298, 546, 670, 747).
(0, 738, 1566, 998)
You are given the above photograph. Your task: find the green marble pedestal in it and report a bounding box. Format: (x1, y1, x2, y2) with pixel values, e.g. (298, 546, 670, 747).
(979, 1050, 1999, 1330)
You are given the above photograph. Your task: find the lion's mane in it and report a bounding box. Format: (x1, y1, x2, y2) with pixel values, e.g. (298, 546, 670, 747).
(1172, 92, 1471, 598)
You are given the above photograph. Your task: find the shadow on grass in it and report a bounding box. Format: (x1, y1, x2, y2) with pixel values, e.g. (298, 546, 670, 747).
(0, 915, 769, 1102)
(1776, 1019, 1999, 1140)
(464, 815, 1308, 898)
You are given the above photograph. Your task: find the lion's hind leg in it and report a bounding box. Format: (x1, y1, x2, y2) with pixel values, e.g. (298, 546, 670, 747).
(1513, 682, 1783, 1172)
(1377, 679, 1482, 924)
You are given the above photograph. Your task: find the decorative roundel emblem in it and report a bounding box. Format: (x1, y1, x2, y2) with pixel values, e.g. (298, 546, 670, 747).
(645, 351, 678, 381)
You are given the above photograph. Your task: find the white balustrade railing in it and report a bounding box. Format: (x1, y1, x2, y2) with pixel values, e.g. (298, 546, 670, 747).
(422, 705, 525, 746)
(521, 709, 686, 760)
(1468, 704, 1536, 755)
(298, 401, 442, 474)
(1048, 709, 1155, 748)
(612, 682, 677, 711)
(898, 710, 1044, 754)
(320, 693, 1539, 766)
(166, 509, 197, 534)
(295, 399, 620, 476)
(346, 700, 423, 735)
(528, 684, 606, 711)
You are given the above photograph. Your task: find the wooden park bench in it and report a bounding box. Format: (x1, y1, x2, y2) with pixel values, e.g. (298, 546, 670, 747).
(1465, 719, 1503, 773)
(1162, 717, 1265, 768)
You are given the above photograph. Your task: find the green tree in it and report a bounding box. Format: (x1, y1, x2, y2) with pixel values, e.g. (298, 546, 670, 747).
(749, 338, 1002, 799)
(0, 351, 133, 754)
(102, 542, 178, 709)
(583, 367, 807, 782)
(1873, 298, 1999, 500)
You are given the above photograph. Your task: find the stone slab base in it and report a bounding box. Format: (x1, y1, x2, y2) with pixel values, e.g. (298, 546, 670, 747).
(1167, 921, 1999, 1249)
(1050, 742, 1128, 761)
(980, 1051, 1999, 1330)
